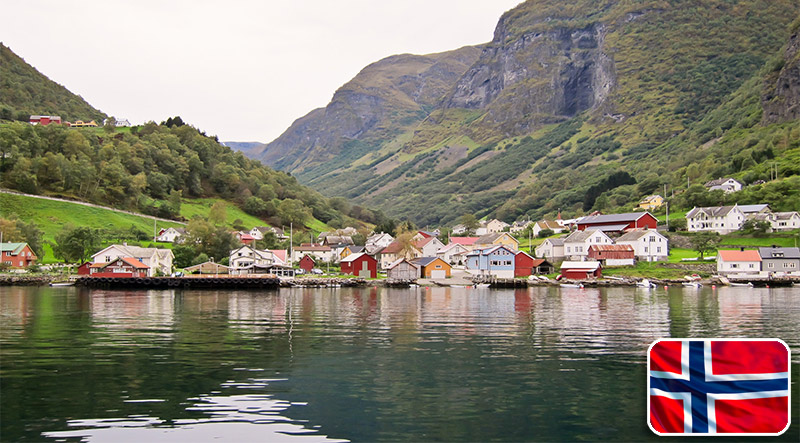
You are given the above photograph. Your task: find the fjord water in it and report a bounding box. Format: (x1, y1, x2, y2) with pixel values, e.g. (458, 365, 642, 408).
(1, 286, 798, 442)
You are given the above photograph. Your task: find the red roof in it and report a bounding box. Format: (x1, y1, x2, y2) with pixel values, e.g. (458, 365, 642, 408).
(94, 257, 149, 269)
(415, 237, 437, 248)
(381, 241, 404, 254)
(718, 250, 762, 262)
(268, 249, 287, 262)
(449, 237, 479, 246)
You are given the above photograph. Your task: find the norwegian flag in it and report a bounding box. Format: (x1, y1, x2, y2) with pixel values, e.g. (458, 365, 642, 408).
(648, 339, 790, 435)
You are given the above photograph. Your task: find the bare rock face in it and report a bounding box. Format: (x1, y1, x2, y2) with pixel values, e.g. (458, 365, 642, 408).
(762, 29, 800, 124)
(444, 17, 615, 134)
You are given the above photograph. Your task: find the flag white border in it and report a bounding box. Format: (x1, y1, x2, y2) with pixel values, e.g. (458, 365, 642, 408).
(647, 338, 791, 437)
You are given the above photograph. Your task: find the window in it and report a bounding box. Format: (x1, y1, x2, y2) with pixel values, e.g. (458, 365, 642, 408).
(768, 263, 774, 268)
(748, 264, 754, 268)
(105, 256, 111, 262)
(657, 247, 662, 253)
(731, 264, 739, 268)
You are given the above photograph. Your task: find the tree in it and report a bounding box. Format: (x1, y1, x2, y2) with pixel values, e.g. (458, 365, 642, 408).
(103, 117, 117, 133)
(691, 232, 721, 259)
(209, 201, 228, 225)
(457, 214, 479, 235)
(0, 216, 44, 257)
(394, 228, 418, 260)
(277, 198, 311, 226)
(51, 225, 101, 263)
(538, 228, 554, 238)
(740, 219, 771, 237)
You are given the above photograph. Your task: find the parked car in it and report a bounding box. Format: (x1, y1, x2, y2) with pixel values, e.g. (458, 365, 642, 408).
(311, 268, 323, 275)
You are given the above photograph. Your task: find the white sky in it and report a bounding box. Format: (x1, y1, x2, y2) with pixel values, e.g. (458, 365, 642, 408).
(2, 1, 522, 143)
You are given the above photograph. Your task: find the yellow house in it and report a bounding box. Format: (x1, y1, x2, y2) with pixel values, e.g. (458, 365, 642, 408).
(340, 245, 365, 261)
(475, 232, 519, 251)
(638, 195, 664, 210)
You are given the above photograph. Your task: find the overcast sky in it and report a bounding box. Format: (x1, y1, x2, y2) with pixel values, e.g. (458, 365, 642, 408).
(2, 1, 522, 143)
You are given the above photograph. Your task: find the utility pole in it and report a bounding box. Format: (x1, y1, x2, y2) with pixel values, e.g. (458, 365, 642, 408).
(153, 219, 157, 242)
(289, 223, 293, 267)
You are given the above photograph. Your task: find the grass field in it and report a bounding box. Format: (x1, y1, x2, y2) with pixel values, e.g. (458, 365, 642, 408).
(602, 262, 713, 279)
(179, 198, 265, 227)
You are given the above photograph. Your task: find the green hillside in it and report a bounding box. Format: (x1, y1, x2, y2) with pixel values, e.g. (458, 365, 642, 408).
(245, 0, 800, 226)
(0, 43, 106, 123)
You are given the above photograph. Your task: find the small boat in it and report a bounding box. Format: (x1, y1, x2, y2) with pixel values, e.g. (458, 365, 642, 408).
(729, 282, 754, 287)
(637, 279, 656, 288)
(474, 283, 490, 288)
(560, 283, 584, 289)
(682, 282, 702, 288)
(49, 281, 74, 287)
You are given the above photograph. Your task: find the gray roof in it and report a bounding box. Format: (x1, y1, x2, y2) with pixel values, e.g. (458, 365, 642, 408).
(411, 256, 443, 266)
(564, 230, 608, 243)
(704, 178, 740, 187)
(546, 238, 565, 246)
(686, 206, 738, 218)
(738, 204, 770, 214)
(616, 229, 664, 242)
(774, 211, 800, 220)
(578, 212, 652, 224)
(758, 247, 800, 259)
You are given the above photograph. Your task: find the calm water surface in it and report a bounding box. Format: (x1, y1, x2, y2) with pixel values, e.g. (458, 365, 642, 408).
(1, 285, 799, 442)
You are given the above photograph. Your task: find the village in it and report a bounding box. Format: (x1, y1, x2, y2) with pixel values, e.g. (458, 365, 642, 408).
(3, 190, 799, 287)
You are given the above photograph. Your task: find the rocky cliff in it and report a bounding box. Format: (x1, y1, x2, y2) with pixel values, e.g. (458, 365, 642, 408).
(762, 26, 800, 124)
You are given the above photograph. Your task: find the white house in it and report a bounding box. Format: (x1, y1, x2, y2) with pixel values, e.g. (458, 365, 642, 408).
(365, 232, 394, 254)
(436, 242, 470, 265)
(509, 220, 534, 234)
(535, 237, 565, 260)
(229, 245, 284, 271)
(156, 227, 187, 243)
(615, 229, 669, 262)
(563, 230, 613, 261)
(485, 219, 510, 233)
(716, 249, 761, 275)
(292, 244, 334, 263)
(686, 205, 746, 234)
(531, 220, 564, 237)
(415, 236, 445, 257)
(91, 244, 174, 277)
(705, 178, 743, 193)
(770, 212, 800, 231)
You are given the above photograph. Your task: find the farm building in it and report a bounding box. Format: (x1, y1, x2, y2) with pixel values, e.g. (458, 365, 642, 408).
(340, 253, 378, 278)
(412, 257, 451, 279)
(587, 244, 635, 266)
(385, 258, 420, 281)
(559, 261, 602, 280)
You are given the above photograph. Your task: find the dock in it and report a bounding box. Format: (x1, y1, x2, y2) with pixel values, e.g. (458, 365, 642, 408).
(75, 275, 281, 289)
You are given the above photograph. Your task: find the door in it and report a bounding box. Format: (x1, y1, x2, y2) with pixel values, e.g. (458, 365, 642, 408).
(358, 260, 372, 278)
(431, 270, 446, 279)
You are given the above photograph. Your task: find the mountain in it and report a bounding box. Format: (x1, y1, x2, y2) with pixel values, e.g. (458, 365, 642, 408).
(0, 45, 376, 233)
(0, 43, 106, 123)
(247, 0, 800, 226)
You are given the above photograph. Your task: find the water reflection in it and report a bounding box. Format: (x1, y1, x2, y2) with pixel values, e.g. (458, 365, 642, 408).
(1, 286, 798, 442)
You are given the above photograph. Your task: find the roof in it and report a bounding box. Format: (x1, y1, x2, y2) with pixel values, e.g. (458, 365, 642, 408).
(758, 247, 800, 259)
(590, 223, 631, 232)
(560, 261, 601, 270)
(616, 229, 665, 242)
(515, 250, 534, 259)
(344, 246, 365, 254)
(773, 211, 800, 220)
(386, 258, 420, 270)
(530, 259, 552, 267)
(536, 220, 562, 230)
(685, 206, 738, 218)
(705, 178, 741, 187)
(588, 244, 634, 252)
(323, 235, 354, 246)
(412, 256, 447, 267)
(738, 204, 770, 214)
(437, 243, 467, 255)
(414, 237, 439, 248)
(0, 242, 27, 254)
(476, 232, 517, 245)
(268, 249, 288, 263)
(417, 231, 435, 238)
(467, 245, 516, 256)
(564, 230, 609, 243)
(340, 252, 374, 263)
(184, 261, 231, 272)
(294, 245, 331, 252)
(380, 241, 419, 255)
(541, 238, 565, 246)
(577, 212, 653, 225)
(717, 250, 762, 262)
(92, 244, 174, 260)
(588, 245, 635, 259)
(98, 257, 149, 269)
(449, 236, 479, 245)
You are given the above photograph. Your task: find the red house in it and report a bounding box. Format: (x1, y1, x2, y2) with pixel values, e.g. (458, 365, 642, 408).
(29, 115, 62, 125)
(559, 261, 602, 280)
(299, 255, 316, 273)
(89, 257, 149, 278)
(77, 262, 92, 275)
(1, 242, 37, 268)
(577, 212, 657, 233)
(340, 253, 378, 278)
(514, 250, 536, 277)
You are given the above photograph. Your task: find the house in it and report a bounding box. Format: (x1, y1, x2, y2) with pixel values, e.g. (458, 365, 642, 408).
(412, 257, 451, 279)
(559, 261, 602, 279)
(29, 115, 62, 125)
(365, 232, 393, 254)
(236, 232, 256, 245)
(705, 178, 743, 193)
(339, 245, 365, 261)
(475, 232, 519, 251)
(563, 230, 613, 261)
(638, 195, 664, 210)
(758, 247, 800, 274)
(615, 229, 669, 262)
(292, 244, 333, 263)
(451, 224, 468, 235)
(514, 251, 537, 277)
(340, 253, 378, 278)
(577, 212, 658, 233)
(415, 237, 445, 257)
(184, 261, 231, 274)
(377, 241, 421, 269)
(531, 220, 564, 237)
(77, 262, 92, 275)
(686, 205, 746, 234)
(103, 118, 131, 127)
(465, 245, 517, 279)
(318, 228, 358, 242)
(412, 230, 440, 241)
(485, 219, 510, 233)
(91, 244, 173, 277)
(769, 212, 800, 231)
(587, 245, 635, 267)
(89, 257, 149, 278)
(1, 242, 37, 268)
(717, 250, 761, 275)
(436, 242, 470, 265)
(299, 255, 316, 273)
(535, 237, 565, 260)
(69, 120, 98, 127)
(509, 220, 534, 234)
(250, 226, 288, 240)
(531, 259, 555, 275)
(229, 245, 283, 271)
(738, 204, 771, 217)
(322, 235, 354, 247)
(386, 258, 420, 281)
(156, 227, 187, 243)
